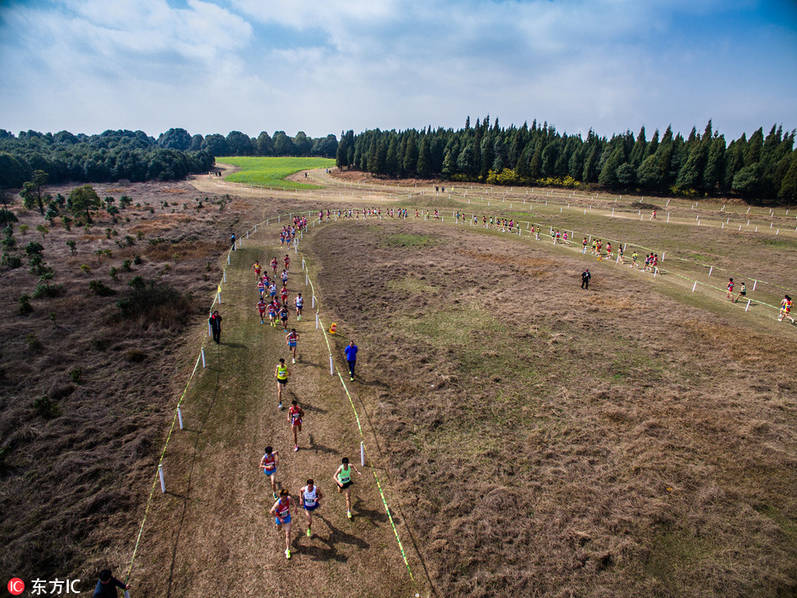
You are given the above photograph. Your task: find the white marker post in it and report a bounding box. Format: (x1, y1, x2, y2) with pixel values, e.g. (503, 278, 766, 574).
(745, 299, 751, 312)
(312, 295, 316, 309)
(315, 312, 319, 330)
(753, 280, 758, 291)
(708, 266, 713, 277)
(360, 442, 365, 467)
(329, 355, 334, 376)
(158, 464, 166, 494)
(227, 254, 230, 265)
(692, 281, 698, 292)
(201, 348, 206, 368)
(223, 270, 226, 283)
(177, 407, 184, 430)
(208, 321, 212, 337)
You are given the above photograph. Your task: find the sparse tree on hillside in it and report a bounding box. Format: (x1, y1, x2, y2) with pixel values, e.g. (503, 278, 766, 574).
(68, 185, 101, 223)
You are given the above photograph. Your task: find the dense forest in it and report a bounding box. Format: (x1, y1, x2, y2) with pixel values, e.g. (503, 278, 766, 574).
(336, 117, 797, 203)
(0, 128, 338, 188)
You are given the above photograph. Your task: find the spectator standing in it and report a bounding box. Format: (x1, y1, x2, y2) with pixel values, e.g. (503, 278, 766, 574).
(344, 340, 358, 381)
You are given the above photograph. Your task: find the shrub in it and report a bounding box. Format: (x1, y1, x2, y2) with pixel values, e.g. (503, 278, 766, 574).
(109, 266, 118, 281)
(66, 240, 77, 255)
(26, 333, 43, 353)
(121, 259, 132, 272)
(68, 367, 82, 383)
(2, 253, 22, 269)
(133, 254, 142, 265)
(125, 349, 148, 363)
(117, 277, 192, 328)
(33, 395, 60, 419)
(32, 281, 65, 299)
(18, 294, 33, 315)
(0, 208, 17, 226)
(124, 235, 135, 246)
(18, 223, 28, 235)
(89, 280, 116, 296)
(80, 264, 91, 274)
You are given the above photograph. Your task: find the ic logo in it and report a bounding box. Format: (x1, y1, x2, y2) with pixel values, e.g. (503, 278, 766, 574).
(7, 577, 25, 595)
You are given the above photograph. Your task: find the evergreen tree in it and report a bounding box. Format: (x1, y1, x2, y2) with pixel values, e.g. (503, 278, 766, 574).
(702, 136, 726, 193)
(385, 136, 400, 176)
(777, 151, 797, 202)
(744, 127, 763, 166)
(616, 162, 636, 188)
(403, 135, 419, 176)
(629, 126, 647, 167)
(256, 131, 274, 156)
(417, 137, 432, 177)
(598, 146, 624, 188)
(442, 148, 456, 178)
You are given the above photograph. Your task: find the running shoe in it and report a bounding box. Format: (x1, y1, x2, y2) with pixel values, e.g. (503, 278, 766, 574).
(273, 492, 278, 500)
(306, 528, 312, 538)
(278, 402, 283, 410)
(350, 376, 354, 382)
(285, 548, 291, 559)
(294, 445, 299, 452)
(292, 358, 295, 364)
(347, 511, 352, 520)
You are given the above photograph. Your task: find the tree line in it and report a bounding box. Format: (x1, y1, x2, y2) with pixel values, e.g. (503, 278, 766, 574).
(335, 117, 797, 203)
(0, 128, 338, 188)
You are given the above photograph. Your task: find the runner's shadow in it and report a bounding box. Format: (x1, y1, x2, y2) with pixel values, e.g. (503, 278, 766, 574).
(352, 497, 389, 525)
(315, 514, 370, 550)
(307, 435, 338, 455)
(292, 539, 347, 563)
(301, 401, 328, 415)
(222, 342, 247, 350)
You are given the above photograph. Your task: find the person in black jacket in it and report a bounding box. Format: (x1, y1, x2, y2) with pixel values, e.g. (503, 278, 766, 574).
(93, 569, 128, 598)
(209, 310, 222, 343)
(581, 268, 591, 290)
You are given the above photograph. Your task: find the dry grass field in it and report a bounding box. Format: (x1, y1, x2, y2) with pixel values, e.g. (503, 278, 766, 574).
(1, 169, 795, 597)
(306, 219, 796, 598)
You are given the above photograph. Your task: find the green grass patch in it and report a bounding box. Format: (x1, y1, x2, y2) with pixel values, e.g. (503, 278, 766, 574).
(386, 276, 438, 295)
(645, 529, 715, 583)
(761, 237, 797, 251)
(217, 156, 335, 189)
(381, 233, 437, 248)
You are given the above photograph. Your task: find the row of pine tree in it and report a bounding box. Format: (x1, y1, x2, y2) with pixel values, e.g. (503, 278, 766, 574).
(336, 117, 797, 203)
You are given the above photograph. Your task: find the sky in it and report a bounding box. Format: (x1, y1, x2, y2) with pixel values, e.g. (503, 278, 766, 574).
(0, 0, 796, 141)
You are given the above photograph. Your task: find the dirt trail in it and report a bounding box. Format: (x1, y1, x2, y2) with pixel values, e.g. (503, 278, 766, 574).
(132, 230, 419, 597)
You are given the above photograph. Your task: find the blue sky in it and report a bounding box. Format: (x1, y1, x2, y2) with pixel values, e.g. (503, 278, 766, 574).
(0, 0, 795, 140)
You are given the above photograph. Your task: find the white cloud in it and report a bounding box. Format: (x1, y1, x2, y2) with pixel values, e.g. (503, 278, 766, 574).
(0, 0, 794, 139)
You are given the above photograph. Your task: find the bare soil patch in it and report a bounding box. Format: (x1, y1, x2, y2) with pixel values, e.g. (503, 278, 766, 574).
(307, 219, 797, 597)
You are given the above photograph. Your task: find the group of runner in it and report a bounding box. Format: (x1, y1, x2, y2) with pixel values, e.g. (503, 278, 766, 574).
(253, 255, 304, 331)
(254, 248, 364, 561)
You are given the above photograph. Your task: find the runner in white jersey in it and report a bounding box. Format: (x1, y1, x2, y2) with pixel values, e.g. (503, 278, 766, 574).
(300, 479, 323, 537)
(295, 292, 303, 320)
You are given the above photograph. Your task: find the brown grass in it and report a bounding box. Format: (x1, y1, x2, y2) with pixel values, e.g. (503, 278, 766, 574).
(307, 219, 797, 598)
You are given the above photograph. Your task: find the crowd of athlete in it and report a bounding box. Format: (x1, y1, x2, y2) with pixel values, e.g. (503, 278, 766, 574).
(254, 240, 364, 561)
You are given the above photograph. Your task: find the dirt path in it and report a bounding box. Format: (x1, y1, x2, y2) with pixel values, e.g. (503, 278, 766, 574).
(132, 229, 419, 597)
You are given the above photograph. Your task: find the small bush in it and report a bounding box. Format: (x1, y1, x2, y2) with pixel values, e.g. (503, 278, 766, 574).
(26, 333, 43, 353)
(80, 264, 91, 274)
(32, 281, 65, 299)
(66, 240, 77, 255)
(18, 294, 33, 315)
(109, 266, 118, 280)
(89, 280, 117, 296)
(18, 223, 28, 235)
(133, 255, 142, 265)
(33, 395, 60, 419)
(124, 235, 135, 246)
(125, 349, 148, 363)
(68, 367, 82, 383)
(2, 253, 22, 269)
(0, 208, 18, 226)
(117, 277, 192, 328)
(122, 259, 132, 272)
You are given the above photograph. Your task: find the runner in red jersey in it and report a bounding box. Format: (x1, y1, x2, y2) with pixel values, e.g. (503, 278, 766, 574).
(257, 298, 267, 324)
(726, 278, 734, 300)
(259, 446, 279, 498)
(286, 328, 299, 363)
(253, 260, 262, 281)
(288, 399, 304, 451)
(271, 257, 278, 276)
(269, 489, 294, 559)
